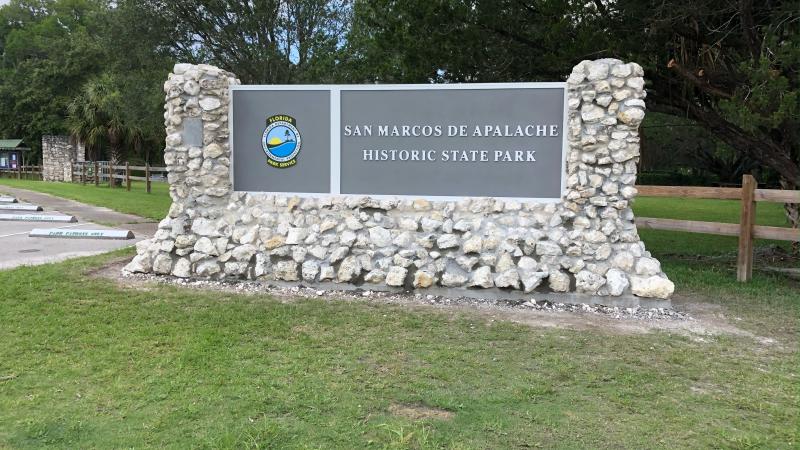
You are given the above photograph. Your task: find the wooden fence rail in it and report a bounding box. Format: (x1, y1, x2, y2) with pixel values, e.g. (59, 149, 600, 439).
(0, 165, 43, 180)
(71, 161, 167, 193)
(635, 174, 799, 282)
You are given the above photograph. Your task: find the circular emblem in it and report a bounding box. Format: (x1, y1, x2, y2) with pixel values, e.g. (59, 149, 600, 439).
(262, 114, 302, 168)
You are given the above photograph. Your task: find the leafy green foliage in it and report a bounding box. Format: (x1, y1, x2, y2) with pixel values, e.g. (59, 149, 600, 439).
(130, 0, 352, 84)
(0, 0, 171, 164)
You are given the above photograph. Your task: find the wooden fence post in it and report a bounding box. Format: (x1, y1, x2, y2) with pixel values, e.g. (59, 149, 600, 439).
(82, 162, 86, 185)
(737, 174, 757, 282)
(94, 161, 99, 186)
(145, 163, 151, 193)
(125, 162, 131, 191)
(17, 162, 21, 180)
(109, 163, 113, 188)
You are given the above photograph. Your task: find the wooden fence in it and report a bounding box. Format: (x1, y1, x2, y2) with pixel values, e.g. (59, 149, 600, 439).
(635, 174, 799, 282)
(0, 165, 43, 180)
(71, 161, 167, 193)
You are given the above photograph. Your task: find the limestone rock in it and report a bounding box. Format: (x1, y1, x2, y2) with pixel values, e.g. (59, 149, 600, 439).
(337, 256, 361, 282)
(630, 275, 674, 299)
(232, 244, 257, 262)
(441, 266, 468, 287)
(575, 270, 605, 294)
(469, 266, 494, 288)
(203, 143, 224, 158)
(369, 227, 392, 247)
(274, 261, 299, 281)
(494, 269, 520, 289)
(302, 260, 320, 281)
(413, 270, 435, 288)
(517, 256, 538, 272)
(196, 260, 221, 276)
(495, 253, 516, 272)
(436, 233, 459, 249)
(385, 266, 408, 287)
(520, 271, 547, 293)
(319, 265, 335, 281)
(605, 268, 629, 296)
(364, 269, 386, 284)
(153, 253, 173, 274)
(199, 97, 222, 111)
(463, 236, 482, 253)
(285, 227, 308, 245)
(329, 246, 349, 264)
(224, 261, 249, 276)
(124, 254, 152, 273)
(536, 241, 563, 256)
(635, 257, 661, 276)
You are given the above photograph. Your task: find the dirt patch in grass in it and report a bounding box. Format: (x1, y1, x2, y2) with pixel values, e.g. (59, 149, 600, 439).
(388, 404, 454, 421)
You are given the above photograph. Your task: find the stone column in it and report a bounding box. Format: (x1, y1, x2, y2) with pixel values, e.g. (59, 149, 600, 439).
(127, 64, 240, 276)
(42, 135, 77, 182)
(562, 59, 672, 298)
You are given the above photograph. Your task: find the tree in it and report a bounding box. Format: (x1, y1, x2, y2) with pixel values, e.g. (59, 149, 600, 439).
(0, 0, 172, 164)
(66, 74, 131, 169)
(130, 0, 352, 84)
(619, 0, 799, 231)
(0, 0, 106, 159)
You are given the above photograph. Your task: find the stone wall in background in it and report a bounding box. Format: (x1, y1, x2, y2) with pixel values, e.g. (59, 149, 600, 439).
(124, 59, 675, 300)
(42, 135, 85, 182)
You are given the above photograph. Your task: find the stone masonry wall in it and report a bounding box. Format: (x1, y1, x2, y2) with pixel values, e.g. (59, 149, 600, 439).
(124, 59, 675, 300)
(42, 135, 83, 182)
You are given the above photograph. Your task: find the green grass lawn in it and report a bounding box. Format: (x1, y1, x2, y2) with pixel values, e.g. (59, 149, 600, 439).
(0, 180, 797, 448)
(0, 178, 170, 221)
(0, 251, 796, 449)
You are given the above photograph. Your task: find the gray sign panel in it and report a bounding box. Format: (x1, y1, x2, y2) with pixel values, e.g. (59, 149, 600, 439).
(340, 88, 564, 198)
(230, 84, 566, 200)
(231, 89, 331, 193)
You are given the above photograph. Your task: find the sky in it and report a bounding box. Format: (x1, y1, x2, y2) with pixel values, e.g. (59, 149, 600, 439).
(0, 0, 8, 6)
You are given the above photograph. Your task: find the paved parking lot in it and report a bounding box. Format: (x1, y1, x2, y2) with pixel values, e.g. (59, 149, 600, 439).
(0, 187, 156, 270)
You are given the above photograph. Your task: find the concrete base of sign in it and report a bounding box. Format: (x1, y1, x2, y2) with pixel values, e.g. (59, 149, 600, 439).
(0, 196, 17, 203)
(29, 228, 135, 240)
(0, 213, 77, 222)
(0, 203, 43, 211)
(266, 280, 671, 309)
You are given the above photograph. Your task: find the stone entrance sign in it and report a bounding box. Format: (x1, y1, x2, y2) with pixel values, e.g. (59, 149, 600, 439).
(231, 85, 566, 199)
(125, 59, 675, 301)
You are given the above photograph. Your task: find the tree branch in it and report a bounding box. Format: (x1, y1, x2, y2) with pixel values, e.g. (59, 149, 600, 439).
(667, 58, 734, 99)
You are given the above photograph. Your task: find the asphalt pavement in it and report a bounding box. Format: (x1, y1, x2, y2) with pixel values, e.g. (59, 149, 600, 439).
(0, 185, 157, 270)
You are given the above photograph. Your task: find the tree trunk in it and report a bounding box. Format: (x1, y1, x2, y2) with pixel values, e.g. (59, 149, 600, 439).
(108, 143, 123, 187)
(779, 178, 799, 255)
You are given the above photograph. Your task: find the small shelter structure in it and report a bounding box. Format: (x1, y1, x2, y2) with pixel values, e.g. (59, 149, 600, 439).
(0, 139, 32, 170)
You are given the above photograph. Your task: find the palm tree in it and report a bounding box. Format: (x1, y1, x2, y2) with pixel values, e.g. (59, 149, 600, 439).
(67, 74, 131, 181)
